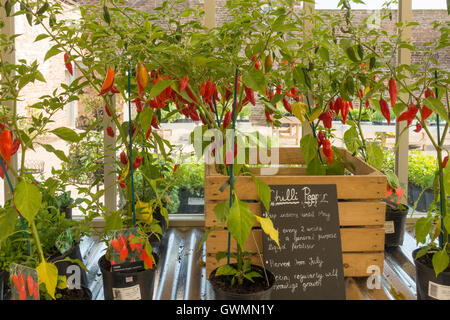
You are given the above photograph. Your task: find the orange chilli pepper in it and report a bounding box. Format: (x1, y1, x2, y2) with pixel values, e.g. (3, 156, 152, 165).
(99, 68, 115, 96)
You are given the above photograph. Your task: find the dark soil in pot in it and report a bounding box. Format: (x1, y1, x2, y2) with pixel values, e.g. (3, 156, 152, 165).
(99, 254, 159, 300)
(56, 285, 92, 300)
(413, 248, 450, 300)
(209, 264, 275, 300)
(384, 202, 408, 247)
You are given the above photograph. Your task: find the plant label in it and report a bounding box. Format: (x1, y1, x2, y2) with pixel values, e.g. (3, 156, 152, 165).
(261, 184, 346, 299)
(9, 263, 39, 300)
(107, 228, 146, 272)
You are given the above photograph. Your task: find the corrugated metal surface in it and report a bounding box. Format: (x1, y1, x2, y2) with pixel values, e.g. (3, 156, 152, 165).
(79, 226, 419, 300)
(80, 228, 208, 300)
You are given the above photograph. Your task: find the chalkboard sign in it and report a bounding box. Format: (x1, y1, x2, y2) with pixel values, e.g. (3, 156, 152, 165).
(262, 184, 346, 300)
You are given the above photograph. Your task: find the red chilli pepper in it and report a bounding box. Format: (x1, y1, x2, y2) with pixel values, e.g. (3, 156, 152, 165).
(11, 138, 20, 156)
(64, 53, 73, 76)
(317, 131, 325, 148)
(319, 111, 333, 129)
(322, 139, 333, 164)
(282, 98, 292, 114)
(106, 126, 114, 138)
(120, 151, 127, 165)
(146, 127, 152, 140)
(388, 78, 397, 107)
(340, 101, 350, 124)
(27, 275, 34, 297)
(413, 122, 422, 133)
(397, 104, 419, 126)
(111, 238, 121, 253)
(180, 76, 189, 92)
(120, 246, 128, 261)
(98, 68, 115, 96)
(424, 89, 435, 99)
(244, 87, 256, 106)
(151, 116, 160, 129)
(442, 156, 448, 168)
(133, 156, 143, 170)
(0, 129, 13, 162)
(104, 104, 112, 117)
(223, 111, 232, 130)
(132, 98, 143, 113)
(379, 98, 391, 125)
(421, 106, 433, 122)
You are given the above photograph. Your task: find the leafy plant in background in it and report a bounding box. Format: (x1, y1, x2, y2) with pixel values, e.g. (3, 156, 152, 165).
(343, 1, 449, 276)
(408, 151, 438, 190)
(63, 130, 104, 185)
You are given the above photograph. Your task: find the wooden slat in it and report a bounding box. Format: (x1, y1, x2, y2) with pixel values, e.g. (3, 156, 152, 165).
(206, 175, 386, 201)
(207, 228, 385, 254)
(206, 252, 384, 278)
(345, 278, 369, 300)
(342, 149, 380, 176)
(205, 201, 386, 227)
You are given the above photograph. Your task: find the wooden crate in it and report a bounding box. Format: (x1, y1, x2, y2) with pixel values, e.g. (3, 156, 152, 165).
(205, 147, 387, 277)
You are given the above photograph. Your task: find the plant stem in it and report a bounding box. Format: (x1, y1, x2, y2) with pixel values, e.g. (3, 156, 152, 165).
(30, 220, 45, 263)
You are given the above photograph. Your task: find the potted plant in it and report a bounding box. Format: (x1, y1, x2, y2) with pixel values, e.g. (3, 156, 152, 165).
(0, 20, 91, 299)
(343, 4, 449, 298)
(173, 157, 205, 214)
(408, 151, 436, 212)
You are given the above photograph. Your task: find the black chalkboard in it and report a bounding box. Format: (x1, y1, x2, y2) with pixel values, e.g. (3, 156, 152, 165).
(261, 184, 346, 300)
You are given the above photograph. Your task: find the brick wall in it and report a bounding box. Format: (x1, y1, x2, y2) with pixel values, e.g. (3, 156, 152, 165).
(15, 2, 448, 128)
(14, 1, 80, 129)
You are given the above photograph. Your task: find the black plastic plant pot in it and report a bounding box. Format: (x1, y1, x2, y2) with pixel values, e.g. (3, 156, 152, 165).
(178, 189, 204, 214)
(61, 206, 72, 220)
(99, 254, 158, 300)
(413, 248, 450, 300)
(148, 206, 167, 245)
(49, 243, 88, 287)
(0, 271, 7, 301)
(209, 264, 275, 300)
(384, 203, 409, 248)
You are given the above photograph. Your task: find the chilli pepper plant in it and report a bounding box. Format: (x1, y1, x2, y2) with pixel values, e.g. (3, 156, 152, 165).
(340, 3, 450, 277)
(0, 9, 90, 299)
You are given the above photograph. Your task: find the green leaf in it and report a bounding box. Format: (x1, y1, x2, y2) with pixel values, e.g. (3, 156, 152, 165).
(255, 216, 279, 247)
(386, 171, 400, 190)
(443, 215, 450, 234)
(366, 142, 384, 170)
(432, 249, 449, 277)
(300, 134, 318, 164)
(242, 68, 266, 95)
(253, 177, 271, 213)
(213, 201, 230, 225)
(227, 197, 255, 250)
(0, 207, 18, 243)
(34, 34, 50, 42)
(215, 264, 237, 276)
(13, 180, 42, 223)
(149, 80, 173, 99)
(415, 216, 434, 244)
(51, 127, 81, 143)
(244, 271, 262, 282)
(103, 211, 123, 233)
(306, 157, 326, 176)
(139, 107, 153, 134)
(346, 46, 360, 63)
(423, 97, 450, 122)
(44, 45, 62, 61)
(343, 127, 360, 153)
(40, 144, 69, 162)
(36, 261, 58, 299)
